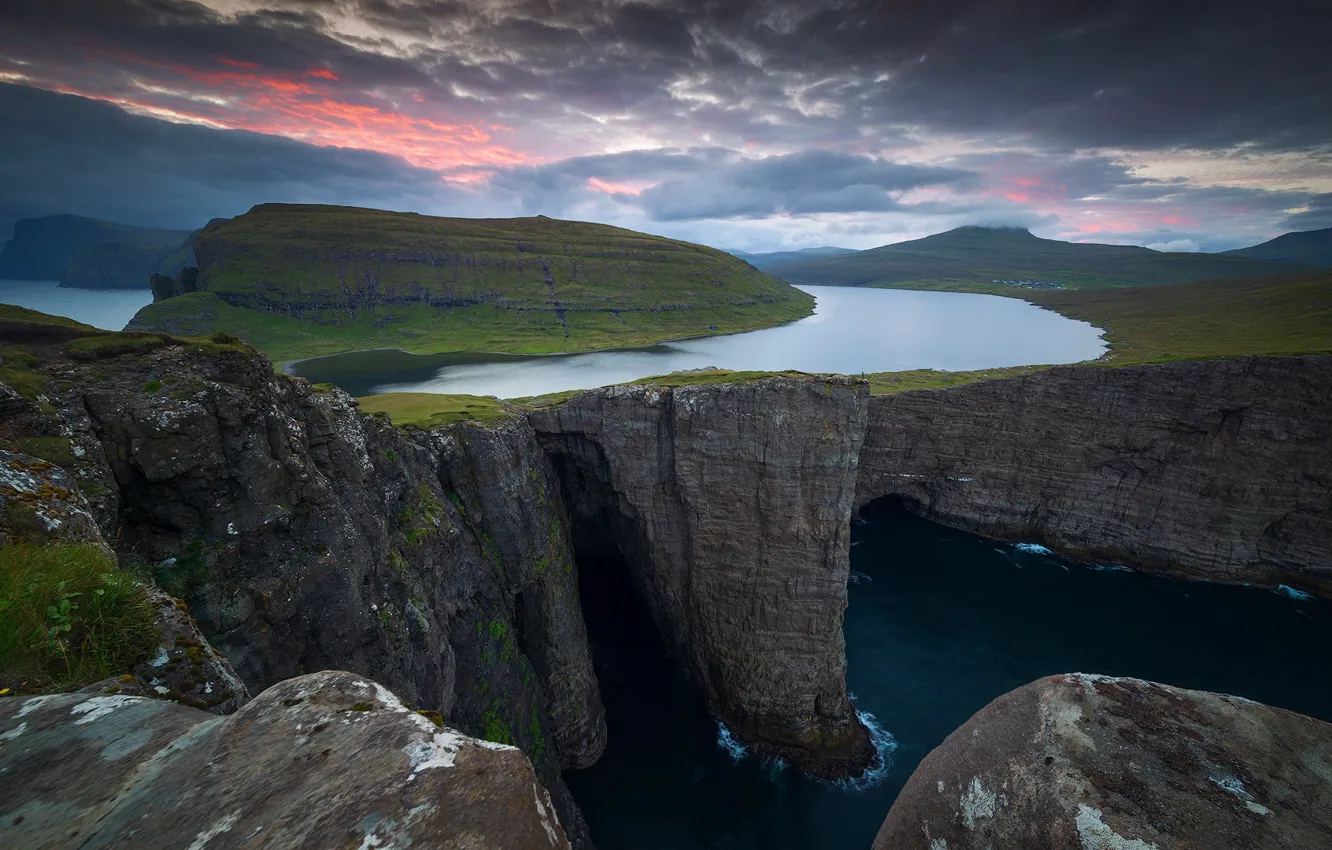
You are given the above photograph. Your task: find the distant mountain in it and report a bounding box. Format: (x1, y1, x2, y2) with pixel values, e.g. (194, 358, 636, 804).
(1221, 227, 1332, 269)
(726, 246, 857, 271)
(0, 214, 194, 289)
(765, 226, 1318, 290)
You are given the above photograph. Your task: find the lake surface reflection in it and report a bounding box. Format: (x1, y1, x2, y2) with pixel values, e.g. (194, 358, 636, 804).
(0, 279, 153, 331)
(294, 286, 1106, 398)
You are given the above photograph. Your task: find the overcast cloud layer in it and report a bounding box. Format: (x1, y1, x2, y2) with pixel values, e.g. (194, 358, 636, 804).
(0, 0, 1328, 251)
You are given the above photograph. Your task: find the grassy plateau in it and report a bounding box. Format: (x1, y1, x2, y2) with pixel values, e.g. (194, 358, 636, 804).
(130, 204, 814, 362)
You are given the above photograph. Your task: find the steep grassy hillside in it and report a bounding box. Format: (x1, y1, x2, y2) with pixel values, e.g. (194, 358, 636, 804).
(0, 214, 192, 289)
(130, 204, 814, 361)
(767, 226, 1315, 291)
(1222, 227, 1332, 268)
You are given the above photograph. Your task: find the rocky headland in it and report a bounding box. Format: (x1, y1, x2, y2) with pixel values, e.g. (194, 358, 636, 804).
(873, 673, 1332, 850)
(3, 313, 1331, 842)
(1, 669, 571, 849)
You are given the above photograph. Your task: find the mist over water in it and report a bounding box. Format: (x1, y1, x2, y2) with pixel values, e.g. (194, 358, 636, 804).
(566, 501, 1332, 850)
(0, 279, 152, 331)
(294, 286, 1107, 398)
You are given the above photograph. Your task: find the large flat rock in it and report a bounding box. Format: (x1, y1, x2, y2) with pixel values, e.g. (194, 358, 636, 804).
(1, 670, 569, 850)
(874, 674, 1332, 850)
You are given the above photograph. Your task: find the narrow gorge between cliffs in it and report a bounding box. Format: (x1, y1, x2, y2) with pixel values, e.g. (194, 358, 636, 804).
(7, 336, 1330, 850)
(564, 500, 1332, 850)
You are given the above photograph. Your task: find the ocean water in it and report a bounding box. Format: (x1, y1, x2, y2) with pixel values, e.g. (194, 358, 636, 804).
(566, 500, 1332, 850)
(0, 279, 152, 331)
(293, 286, 1107, 398)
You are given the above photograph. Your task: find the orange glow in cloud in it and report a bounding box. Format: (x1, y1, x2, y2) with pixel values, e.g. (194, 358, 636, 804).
(5, 47, 538, 175)
(1004, 191, 1029, 202)
(586, 177, 652, 195)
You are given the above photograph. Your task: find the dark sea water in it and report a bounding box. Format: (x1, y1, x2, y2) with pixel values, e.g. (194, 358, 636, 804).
(566, 500, 1332, 850)
(293, 286, 1106, 398)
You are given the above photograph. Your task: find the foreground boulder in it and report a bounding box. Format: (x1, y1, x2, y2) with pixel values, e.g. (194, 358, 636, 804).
(875, 674, 1332, 850)
(0, 670, 569, 849)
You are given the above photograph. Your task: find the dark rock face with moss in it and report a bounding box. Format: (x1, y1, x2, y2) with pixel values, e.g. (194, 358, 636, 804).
(873, 674, 1332, 850)
(1, 670, 571, 849)
(529, 379, 875, 777)
(856, 355, 1332, 596)
(0, 327, 602, 846)
(5, 310, 1332, 840)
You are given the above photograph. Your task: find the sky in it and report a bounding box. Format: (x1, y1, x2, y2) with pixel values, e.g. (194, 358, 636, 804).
(0, 0, 1329, 253)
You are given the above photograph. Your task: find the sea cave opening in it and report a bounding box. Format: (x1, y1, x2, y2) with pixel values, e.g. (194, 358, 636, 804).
(563, 492, 1332, 850)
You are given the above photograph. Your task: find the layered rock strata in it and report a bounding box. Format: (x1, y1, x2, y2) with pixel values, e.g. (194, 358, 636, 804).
(5, 331, 1332, 838)
(0, 339, 601, 846)
(0, 670, 570, 850)
(874, 674, 1332, 850)
(857, 355, 1332, 595)
(529, 378, 875, 777)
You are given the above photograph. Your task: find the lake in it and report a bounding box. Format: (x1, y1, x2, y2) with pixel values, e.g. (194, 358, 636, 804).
(0, 279, 152, 331)
(293, 286, 1106, 398)
(566, 500, 1332, 850)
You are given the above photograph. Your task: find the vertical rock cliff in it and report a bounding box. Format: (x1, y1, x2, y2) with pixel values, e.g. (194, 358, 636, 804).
(857, 355, 1332, 595)
(529, 377, 875, 777)
(0, 336, 603, 847)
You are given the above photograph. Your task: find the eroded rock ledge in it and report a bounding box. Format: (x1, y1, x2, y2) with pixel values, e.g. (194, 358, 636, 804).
(873, 674, 1332, 850)
(857, 355, 1332, 595)
(5, 337, 1331, 838)
(529, 378, 874, 777)
(0, 670, 570, 850)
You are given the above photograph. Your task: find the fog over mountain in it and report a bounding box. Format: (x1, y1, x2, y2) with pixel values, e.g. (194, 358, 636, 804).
(0, 0, 1328, 252)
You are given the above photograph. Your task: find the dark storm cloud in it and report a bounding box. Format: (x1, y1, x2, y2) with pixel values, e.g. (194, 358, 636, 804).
(4, 0, 1327, 156)
(634, 150, 975, 220)
(487, 148, 975, 219)
(1281, 195, 1332, 232)
(0, 84, 468, 230)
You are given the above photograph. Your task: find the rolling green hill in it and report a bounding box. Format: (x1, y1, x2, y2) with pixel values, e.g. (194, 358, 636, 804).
(726, 246, 857, 270)
(1221, 227, 1332, 268)
(766, 226, 1316, 292)
(128, 203, 814, 362)
(0, 214, 193, 289)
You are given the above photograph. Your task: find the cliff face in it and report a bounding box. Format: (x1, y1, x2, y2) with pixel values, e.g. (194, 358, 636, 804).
(529, 378, 875, 777)
(0, 337, 603, 846)
(0, 214, 190, 288)
(6, 324, 1332, 838)
(857, 355, 1332, 595)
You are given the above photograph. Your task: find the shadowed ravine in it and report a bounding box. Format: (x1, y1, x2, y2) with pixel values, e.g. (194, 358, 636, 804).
(564, 500, 1332, 850)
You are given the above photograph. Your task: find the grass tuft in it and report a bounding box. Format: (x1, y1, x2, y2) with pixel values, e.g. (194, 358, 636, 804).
(357, 392, 519, 429)
(0, 544, 159, 690)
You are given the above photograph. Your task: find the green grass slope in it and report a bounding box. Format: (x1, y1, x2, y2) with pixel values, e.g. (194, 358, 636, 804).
(0, 214, 192, 289)
(1221, 227, 1332, 269)
(129, 204, 814, 361)
(767, 226, 1316, 292)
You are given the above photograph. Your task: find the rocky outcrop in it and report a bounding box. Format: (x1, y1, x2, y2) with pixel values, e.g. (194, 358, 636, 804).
(874, 673, 1332, 850)
(857, 356, 1332, 596)
(0, 336, 601, 846)
(1, 670, 570, 849)
(80, 587, 251, 715)
(529, 377, 875, 777)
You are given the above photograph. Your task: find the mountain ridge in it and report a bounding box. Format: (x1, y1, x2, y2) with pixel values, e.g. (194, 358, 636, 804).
(1223, 226, 1332, 268)
(765, 225, 1319, 291)
(0, 213, 193, 289)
